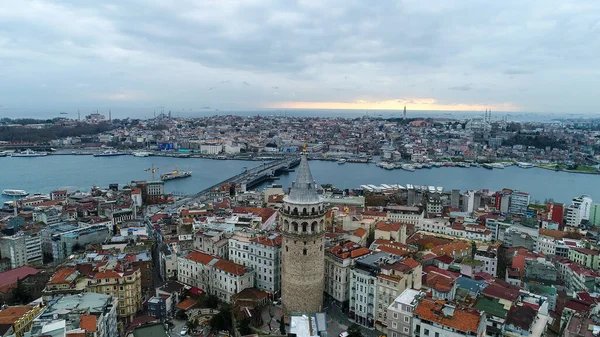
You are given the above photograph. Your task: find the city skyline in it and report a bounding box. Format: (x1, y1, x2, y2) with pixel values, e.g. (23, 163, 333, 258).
(1, 1, 600, 118)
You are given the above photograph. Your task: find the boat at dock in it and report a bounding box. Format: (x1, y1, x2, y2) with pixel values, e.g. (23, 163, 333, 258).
(11, 149, 47, 157)
(94, 150, 127, 157)
(337, 158, 347, 165)
(517, 162, 534, 168)
(160, 169, 192, 181)
(482, 163, 494, 169)
(2, 189, 29, 197)
(132, 151, 151, 157)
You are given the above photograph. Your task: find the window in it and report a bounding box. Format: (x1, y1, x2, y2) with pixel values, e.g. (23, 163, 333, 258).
(435, 333, 439, 337)
(303, 249, 307, 255)
(402, 327, 409, 334)
(392, 322, 397, 329)
(404, 316, 409, 323)
(424, 329, 429, 336)
(393, 313, 398, 319)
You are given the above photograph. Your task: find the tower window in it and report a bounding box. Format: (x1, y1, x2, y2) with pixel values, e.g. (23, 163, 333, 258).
(302, 223, 307, 232)
(303, 249, 307, 255)
(286, 246, 288, 252)
(311, 223, 315, 232)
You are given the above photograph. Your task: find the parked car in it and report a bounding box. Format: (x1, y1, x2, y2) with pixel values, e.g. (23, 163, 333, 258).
(180, 326, 189, 336)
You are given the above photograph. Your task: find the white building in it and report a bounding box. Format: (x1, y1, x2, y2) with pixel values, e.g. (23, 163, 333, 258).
(200, 143, 223, 154)
(386, 206, 424, 226)
(565, 195, 593, 228)
(509, 191, 530, 215)
(229, 233, 282, 294)
(0, 233, 42, 268)
(177, 250, 255, 303)
(474, 245, 498, 277)
(386, 289, 425, 337)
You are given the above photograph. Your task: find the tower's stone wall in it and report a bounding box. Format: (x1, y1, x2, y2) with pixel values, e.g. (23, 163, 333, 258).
(280, 208, 325, 313)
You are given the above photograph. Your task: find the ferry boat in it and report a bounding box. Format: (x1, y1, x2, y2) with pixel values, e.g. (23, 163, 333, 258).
(337, 158, 347, 165)
(11, 149, 47, 157)
(2, 189, 29, 197)
(517, 162, 534, 168)
(160, 169, 192, 181)
(94, 149, 126, 157)
(132, 151, 151, 157)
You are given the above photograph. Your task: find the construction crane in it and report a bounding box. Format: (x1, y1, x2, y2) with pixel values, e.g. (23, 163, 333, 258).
(144, 164, 172, 181)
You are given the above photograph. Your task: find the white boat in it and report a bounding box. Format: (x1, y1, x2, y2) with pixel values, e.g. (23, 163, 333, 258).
(337, 158, 347, 165)
(0, 151, 8, 157)
(133, 151, 151, 157)
(491, 163, 505, 169)
(401, 164, 415, 172)
(517, 162, 534, 168)
(2, 189, 29, 197)
(11, 149, 47, 157)
(94, 149, 126, 157)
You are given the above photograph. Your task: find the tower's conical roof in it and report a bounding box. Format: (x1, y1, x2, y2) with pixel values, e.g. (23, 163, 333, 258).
(287, 154, 320, 204)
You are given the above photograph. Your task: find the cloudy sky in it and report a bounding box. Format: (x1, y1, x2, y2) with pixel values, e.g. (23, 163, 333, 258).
(1, 0, 599, 118)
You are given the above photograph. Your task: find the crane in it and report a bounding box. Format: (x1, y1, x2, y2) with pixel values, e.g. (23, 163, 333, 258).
(144, 164, 172, 181)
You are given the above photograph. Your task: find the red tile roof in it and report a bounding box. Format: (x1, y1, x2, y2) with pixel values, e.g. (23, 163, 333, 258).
(232, 207, 277, 223)
(572, 247, 599, 256)
(213, 259, 249, 276)
(80, 314, 97, 332)
(375, 221, 405, 232)
(48, 267, 78, 285)
(482, 284, 520, 302)
(353, 228, 367, 238)
(186, 250, 217, 265)
(414, 299, 481, 333)
(0, 306, 34, 325)
(176, 298, 198, 311)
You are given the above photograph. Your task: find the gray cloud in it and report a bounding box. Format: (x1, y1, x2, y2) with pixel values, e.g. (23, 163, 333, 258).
(1, 0, 600, 116)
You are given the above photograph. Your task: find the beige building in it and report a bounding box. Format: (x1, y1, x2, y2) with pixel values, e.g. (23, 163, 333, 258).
(324, 241, 371, 309)
(375, 258, 422, 332)
(280, 153, 326, 313)
(86, 266, 142, 324)
(374, 221, 407, 244)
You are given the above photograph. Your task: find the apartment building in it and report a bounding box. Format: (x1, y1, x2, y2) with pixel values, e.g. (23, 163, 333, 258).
(0, 233, 42, 268)
(229, 233, 282, 294)
(178, 250, 255, 303)
(325, 242, 371, 309)
(86, 265, 142, 324)
(386, 289, 425, 337)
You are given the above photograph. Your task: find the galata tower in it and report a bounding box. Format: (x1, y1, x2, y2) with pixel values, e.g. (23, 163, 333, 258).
(280, 150, 325, 313)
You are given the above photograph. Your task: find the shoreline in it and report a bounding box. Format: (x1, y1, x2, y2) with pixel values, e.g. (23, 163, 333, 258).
(5, 152, 599, 175)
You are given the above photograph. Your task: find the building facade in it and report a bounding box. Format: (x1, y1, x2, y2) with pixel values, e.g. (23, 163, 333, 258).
(280, 152, 326, 313)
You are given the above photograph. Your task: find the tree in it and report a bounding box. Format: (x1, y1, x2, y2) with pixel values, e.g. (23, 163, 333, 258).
(347, 324, 363, 337)
(209, 305, 232, 332)
(9, 278, 31, 305)
(238, 318, 253, 336)
(205, 294, 219, 309)
(188, 318, 199, 332)
(279, 315, 286, 335)
(176, 310, 188, 320)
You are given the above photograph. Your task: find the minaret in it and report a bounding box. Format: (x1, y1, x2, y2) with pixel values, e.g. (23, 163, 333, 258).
(280, 146, 325, 313)
(403, 106, 407, 120)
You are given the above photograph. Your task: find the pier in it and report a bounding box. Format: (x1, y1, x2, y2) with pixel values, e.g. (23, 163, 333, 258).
(175, 156, 301, 207)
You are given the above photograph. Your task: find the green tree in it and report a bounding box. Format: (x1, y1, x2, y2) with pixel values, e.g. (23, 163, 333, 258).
(347, 324, 363, 337)
(205, 294, 219, 309)
(10, 278, 31, 305)
(188, 318, 199, 332)
(237, 318, 253, 336)
(209, 305, 232, 332)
